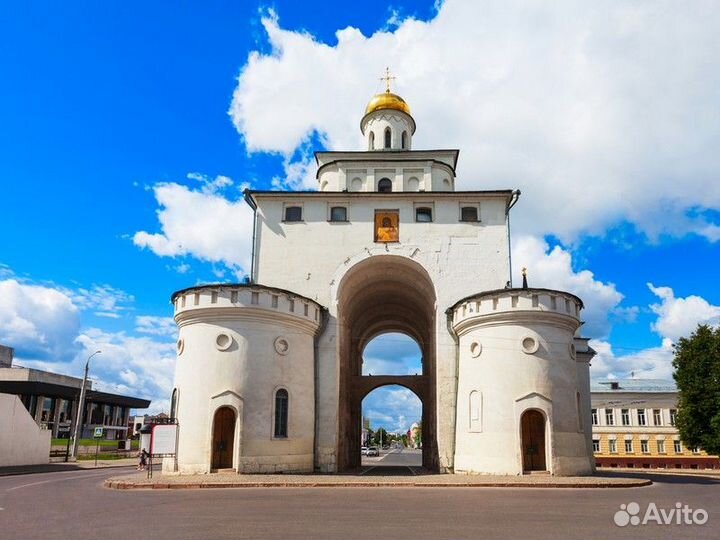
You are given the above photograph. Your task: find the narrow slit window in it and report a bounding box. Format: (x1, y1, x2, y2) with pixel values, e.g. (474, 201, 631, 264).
(274, 389, 288, 438)
(384, 128, 391, 149)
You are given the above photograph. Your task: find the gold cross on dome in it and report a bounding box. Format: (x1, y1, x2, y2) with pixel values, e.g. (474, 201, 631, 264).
(379, 67, 396, 93)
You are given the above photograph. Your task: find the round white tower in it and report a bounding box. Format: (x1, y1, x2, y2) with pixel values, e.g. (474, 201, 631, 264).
(168, 284, 324, 474)
(450, 288, 595, 476)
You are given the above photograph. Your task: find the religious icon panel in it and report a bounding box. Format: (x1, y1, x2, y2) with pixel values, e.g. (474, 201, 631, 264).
(374, 210, 399, 242)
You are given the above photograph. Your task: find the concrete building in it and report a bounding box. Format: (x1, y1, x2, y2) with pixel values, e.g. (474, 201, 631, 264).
(591, 379, 720, 469)
(167, 82, 596, 476)
(0, 347, 151, 441)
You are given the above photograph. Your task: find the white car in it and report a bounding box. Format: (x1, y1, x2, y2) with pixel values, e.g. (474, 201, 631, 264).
(361, 447, 368, 455)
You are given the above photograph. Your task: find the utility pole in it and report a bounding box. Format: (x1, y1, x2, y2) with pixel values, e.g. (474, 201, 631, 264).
(69, 350, 101, 460)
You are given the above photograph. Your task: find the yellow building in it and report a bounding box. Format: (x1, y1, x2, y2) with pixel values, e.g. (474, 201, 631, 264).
(591, 379, 719, 470)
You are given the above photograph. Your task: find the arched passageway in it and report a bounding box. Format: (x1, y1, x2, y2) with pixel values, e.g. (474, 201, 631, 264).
(361, 384, 423, 471)
(336, 255, 438, 471)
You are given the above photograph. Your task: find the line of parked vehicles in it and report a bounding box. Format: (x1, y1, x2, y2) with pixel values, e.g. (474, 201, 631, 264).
(361, 446, 380, 456)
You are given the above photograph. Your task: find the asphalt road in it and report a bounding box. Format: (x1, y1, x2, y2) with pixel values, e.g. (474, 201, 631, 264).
(1, 466, 719, 540)
(362, 447, 422, 474)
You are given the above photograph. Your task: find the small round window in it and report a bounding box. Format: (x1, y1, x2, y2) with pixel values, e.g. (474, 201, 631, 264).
(215, 333, 232, 351)
(521, 335, 539, 354)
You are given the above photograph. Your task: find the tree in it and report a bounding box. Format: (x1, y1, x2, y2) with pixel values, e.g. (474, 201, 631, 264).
(373, 428, 388, 446)
(673, 325, 720, 455)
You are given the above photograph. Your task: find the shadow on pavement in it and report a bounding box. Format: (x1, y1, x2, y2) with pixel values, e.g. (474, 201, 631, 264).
(597, 470, 720, 485)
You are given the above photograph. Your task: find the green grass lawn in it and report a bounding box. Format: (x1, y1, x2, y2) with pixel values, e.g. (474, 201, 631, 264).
(76, 453, 131, 461)
(51, 438, 139, 449)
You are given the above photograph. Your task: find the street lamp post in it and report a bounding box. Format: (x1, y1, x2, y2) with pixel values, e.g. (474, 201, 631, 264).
(69, 350, 101, 460)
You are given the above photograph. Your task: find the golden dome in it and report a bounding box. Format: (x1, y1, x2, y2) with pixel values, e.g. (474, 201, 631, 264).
(365, 91, 412, 116)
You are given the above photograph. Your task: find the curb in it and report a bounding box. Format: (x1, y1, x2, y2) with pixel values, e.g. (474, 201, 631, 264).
(104, 478, 652, 490)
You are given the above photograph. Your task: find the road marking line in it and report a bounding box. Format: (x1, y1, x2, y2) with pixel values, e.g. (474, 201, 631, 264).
(6, 472, 112, 492)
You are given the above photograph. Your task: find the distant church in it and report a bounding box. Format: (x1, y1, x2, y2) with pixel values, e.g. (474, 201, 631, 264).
(167, 73, 596, 475)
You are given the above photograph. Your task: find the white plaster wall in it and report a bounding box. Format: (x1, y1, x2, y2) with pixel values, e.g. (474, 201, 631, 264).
(255, 196, 510, 308)
(452, 292, 594, 476)
(0, 394, 50, 467)
(171, 287, 320, 474)
(255, 194, 511, 472)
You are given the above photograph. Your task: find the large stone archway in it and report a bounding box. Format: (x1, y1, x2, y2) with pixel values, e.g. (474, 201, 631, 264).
(336, 255, 438, 471)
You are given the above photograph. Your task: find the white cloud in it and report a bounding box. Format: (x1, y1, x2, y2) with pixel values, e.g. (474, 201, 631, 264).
(135, 316, 178, 338)
(66, 284, 134, 319)
(73, 329, 175, 414)
(589, 338, 675, 381)
(133, 174, 254, 276)
(0, 279, 81, 361)
(589, 285, 720, 380)
(511, 235, 623, 339)
(648, 283, 720, 341)
(229, 2, 720, 242)
(0, 271, 174, 414)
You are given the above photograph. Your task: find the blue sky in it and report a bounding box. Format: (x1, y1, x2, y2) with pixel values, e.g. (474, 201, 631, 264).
(1, 1, 719, 432)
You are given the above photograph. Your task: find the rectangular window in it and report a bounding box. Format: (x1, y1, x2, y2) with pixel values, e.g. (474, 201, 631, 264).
(624, 440, 633, 453)
(621, 409, 630, 426)
(670, 409, 677, 426)
(641, 440, 649, 453)
(591, 409, 598, 425)
(657, 440, 666, 454)
(653, 409, 662, 426)
(605, 408, 614, 426)
(609, 439, 617, 453)
(329, 206, 347, 222)
(284, 205, 303, 222)
(592, 439, 600, 453)
(674, 440, 682, 454)
(460, 206, 479, 222)
(415, 207, 433, 222)
(692, 447, 701, 455)
(637, 409, 646, 426)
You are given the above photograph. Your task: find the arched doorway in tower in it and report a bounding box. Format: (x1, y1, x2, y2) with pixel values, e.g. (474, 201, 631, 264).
(211, 406, 236, 470)
(336, 255, 438, 472)
(361, 384, 423, 473)
(521, 409, 547, 472)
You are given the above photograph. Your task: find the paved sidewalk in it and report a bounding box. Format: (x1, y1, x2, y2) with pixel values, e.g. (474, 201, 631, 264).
(0, 458, 139, 477)
(105, 469, 651, 489)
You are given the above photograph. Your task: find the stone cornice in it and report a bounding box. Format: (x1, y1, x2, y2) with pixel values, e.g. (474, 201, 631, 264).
(453, 310, 580, 336)
(175, 306, 321, 334)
